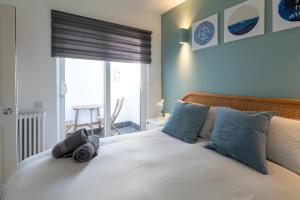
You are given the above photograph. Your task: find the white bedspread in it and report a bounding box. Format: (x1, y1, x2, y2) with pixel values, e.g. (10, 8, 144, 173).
(5, 129, 300, 200)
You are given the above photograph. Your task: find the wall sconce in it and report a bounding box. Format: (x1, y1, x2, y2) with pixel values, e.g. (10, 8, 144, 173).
(178, 28, 188, 44)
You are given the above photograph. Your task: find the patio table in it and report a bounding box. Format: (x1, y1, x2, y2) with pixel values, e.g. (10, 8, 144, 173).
(72, 104, 102, 133)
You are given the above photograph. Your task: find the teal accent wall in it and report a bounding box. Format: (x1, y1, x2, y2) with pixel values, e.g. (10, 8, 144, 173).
(162, 0, 300, 113)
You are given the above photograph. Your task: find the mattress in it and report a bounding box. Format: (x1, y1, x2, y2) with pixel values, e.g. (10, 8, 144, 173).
(5, 129, 300, 200)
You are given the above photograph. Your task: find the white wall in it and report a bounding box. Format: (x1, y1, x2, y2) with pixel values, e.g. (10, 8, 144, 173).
(0, 0, 161, 149)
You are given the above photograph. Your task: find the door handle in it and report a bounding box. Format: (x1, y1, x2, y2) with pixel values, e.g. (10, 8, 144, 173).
(3, 108, 13, 115)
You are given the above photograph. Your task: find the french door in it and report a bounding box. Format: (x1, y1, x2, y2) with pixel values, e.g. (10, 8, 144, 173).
(59, 58, 147, 139)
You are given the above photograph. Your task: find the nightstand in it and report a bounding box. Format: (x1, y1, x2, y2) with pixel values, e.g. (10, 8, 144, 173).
(146, 117, 167, 130)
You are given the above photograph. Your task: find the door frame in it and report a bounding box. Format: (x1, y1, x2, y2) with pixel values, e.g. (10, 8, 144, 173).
(0, 4, 17, 183)
(57, 58, 148, 139)
(57, 58, 65, 141)
(103, 61, 111, 137)
(140, 64, 148, 131)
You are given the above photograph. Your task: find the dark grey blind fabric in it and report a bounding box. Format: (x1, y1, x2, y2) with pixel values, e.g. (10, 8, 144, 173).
(51, 10, 152, 64)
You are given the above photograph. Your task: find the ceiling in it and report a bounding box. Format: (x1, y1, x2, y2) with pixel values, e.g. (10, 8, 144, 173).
(130, 0, 186, 14)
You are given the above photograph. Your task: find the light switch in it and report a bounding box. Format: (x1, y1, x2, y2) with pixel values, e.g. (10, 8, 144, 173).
(34, 101, 44, 110)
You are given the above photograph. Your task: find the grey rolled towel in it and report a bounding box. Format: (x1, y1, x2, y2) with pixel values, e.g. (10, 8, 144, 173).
(52, 129, 88, 158)
(72, 135, 99, 162)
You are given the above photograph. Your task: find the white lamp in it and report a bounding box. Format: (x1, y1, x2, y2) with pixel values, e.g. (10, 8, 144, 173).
(156, 99, 164, 118)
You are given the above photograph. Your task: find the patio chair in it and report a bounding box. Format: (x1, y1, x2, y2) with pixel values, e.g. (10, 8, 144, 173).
(99, 97, 124, 135)
(65, 120, 74, 137)
(111, 97, 124, 135)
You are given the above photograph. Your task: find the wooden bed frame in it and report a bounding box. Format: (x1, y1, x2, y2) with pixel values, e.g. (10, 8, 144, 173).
(182, 92, 300, 120)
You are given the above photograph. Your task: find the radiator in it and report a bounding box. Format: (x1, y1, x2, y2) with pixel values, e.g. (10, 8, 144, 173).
(17, 112, 46, 162)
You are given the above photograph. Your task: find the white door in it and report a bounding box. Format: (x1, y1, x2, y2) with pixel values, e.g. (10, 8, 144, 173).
(0, 4, 17, 184)
(59, 59, 147, 138)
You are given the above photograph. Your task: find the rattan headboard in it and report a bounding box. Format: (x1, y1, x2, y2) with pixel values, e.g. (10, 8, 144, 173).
(182, 92, 300, 120)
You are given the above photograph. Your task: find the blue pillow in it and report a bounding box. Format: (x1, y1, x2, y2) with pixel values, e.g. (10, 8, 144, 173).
(204, 107, 274, 174)
(162, 101, 209, 144)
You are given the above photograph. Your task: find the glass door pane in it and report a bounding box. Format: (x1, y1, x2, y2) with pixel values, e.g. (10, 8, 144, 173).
(64, 58, 105, 137)
(110, 62, 141, 135)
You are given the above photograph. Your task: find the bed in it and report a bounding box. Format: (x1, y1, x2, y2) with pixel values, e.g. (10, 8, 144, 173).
(4, 92, 300, 200)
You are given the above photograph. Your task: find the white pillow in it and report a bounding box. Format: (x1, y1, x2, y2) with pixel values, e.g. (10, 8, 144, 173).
(267, 116, 300, 175)
(199, 107, 216, 139)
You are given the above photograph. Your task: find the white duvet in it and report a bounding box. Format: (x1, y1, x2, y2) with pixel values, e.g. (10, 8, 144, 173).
(5, 129, 300, 200)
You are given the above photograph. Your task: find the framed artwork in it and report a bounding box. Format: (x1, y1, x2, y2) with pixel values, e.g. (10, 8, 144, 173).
(192, 14, 218, 51)
(224, 0, 265, 43)
(273, 0, 300, 32)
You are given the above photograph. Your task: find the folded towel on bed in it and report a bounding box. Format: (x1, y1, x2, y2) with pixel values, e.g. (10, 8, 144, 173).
(72, 134, 100, 162)
(52, 129, 88, 158)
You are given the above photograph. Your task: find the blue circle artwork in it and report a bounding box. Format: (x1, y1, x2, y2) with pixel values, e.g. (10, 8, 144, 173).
(227, 5, 259, 36)
(278, 0, 300, 22)
(194, 21, 215, 46)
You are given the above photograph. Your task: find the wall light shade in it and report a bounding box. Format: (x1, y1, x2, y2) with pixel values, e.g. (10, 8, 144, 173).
(178, 28, 188, 44)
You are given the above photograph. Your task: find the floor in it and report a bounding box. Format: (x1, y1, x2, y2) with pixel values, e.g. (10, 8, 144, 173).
(117, 126, 140, 134)
(92, 127, 140, 138)
(68, 125, 140, 138)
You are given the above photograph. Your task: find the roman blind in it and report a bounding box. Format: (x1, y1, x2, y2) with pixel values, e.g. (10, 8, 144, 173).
(51, 10, 152, 64)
